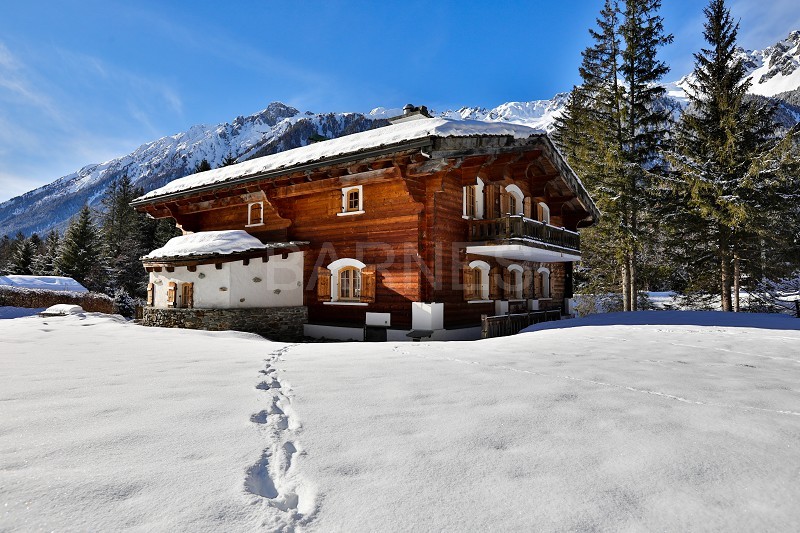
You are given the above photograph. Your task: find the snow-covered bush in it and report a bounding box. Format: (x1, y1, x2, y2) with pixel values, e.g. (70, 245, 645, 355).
(112, 288, 140, 318)
(749, 272, 800, 316)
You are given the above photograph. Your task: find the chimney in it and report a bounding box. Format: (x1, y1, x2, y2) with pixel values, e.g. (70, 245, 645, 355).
(389, 104, 432, 124)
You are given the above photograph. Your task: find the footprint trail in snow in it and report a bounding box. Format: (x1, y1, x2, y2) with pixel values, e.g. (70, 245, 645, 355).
(245, 344, 318, 531)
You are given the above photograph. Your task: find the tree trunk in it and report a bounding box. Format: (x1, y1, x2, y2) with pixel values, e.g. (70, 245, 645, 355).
(733, 252, 741, 313)
(630, 251, 637, 312)
(720, 232, 733, 312)
(622, 259, 631, 312)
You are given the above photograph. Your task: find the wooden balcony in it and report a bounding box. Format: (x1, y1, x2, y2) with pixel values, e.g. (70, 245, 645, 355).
(468, 215, 580, 253)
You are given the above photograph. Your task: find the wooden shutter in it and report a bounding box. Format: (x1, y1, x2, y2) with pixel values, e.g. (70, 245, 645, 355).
(316, 267, 331, 302)
(186, 282, 194, 309)
(489, 266, 503, 300)
(360, 265, 376, 303)
(500, 190, 510, 215)
(167, 282, 177, 307)
(523, 197, 532, 219)
(485, 185, 496, 219)
(147, 283, 154, 306)
(502, 268, 511, 299)
(523, 269, 534, 299)
(463, 266, 477, 301)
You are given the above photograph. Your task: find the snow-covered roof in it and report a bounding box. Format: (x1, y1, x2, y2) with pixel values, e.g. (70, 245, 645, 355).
(142, 230, 306, 261)
(0, 275, 88, 293)
(135, 118, 545, 202)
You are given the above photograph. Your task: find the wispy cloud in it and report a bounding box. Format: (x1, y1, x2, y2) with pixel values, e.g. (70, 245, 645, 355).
(0, 42, 67, 124)
(0, 40, 177, 203)
(731, 0, 800, 49)
(52, 47, 184, 117)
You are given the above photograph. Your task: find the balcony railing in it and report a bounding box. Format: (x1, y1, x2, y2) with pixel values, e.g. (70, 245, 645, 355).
(468, 215, 580, 252)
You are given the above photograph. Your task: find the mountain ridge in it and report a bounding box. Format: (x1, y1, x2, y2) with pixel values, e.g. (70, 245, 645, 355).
(2, 31, 799, 237)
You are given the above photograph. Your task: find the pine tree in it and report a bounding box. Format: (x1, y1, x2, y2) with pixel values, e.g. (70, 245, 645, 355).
(220, 153, 237, 167)
(10, 235, 36, 275)
(31, 230, 61, 276)
(553, 0, 673, 309)
(668, 0, 785, 311)
(0, 235, 11, 274)
(56, 205, 106, 291)
(101, 175, 151, 297)
(194, 159, 212, 172)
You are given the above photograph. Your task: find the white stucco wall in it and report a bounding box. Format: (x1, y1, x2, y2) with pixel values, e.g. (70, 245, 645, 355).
(148, 251, 304, 309)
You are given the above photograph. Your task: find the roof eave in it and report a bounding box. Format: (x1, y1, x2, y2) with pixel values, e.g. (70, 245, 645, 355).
(131, 138, 435, 208)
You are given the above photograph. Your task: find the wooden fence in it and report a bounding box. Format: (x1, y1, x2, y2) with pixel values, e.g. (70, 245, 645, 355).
(480, 308, 562, 339)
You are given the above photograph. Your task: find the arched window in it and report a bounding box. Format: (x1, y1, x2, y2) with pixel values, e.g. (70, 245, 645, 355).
(507, 264, 524, 299)
(537, 266, 551, 299)
(537, 202, 551, 225)
(248, 202, 264, 226)
(339, 266, 362, 301)
(322, 258, 376, 304)
(504, 185, 525, 216)
(464, 260, 490, 301)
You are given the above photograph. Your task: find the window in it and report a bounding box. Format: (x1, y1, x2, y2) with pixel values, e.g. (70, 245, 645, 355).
(339, 266, 361, 301)
(538, 267, 551, 299)
(462, 178, 484, 219)
(505, 185, 525, 216)
(537, 202, 551, 225)
(507, 265, 524, 299)
(319, 258, 376, 304)
(347, 189, 359, 211)
(464, 260, 490, 301)
(247, 202, 264, 226)
(465, 186, 476, 218)
(339, 186, 364, 215)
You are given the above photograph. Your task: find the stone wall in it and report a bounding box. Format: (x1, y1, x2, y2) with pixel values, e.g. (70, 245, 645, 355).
(141, 306, 308, 341)
(0, 287, 114, 313)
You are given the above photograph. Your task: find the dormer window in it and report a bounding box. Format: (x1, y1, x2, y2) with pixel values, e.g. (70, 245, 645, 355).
(247, 202, 264, 227)
(338, 185, 364, 216)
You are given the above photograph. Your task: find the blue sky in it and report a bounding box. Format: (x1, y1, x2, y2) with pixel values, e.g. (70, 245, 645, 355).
(1, 0, 798, 203)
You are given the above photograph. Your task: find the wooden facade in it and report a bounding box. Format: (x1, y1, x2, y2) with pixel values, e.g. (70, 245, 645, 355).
(133, 118, 598, 339)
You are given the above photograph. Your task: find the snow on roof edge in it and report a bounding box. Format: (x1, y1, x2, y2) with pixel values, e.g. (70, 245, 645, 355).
(142, 230, 307, 261)
(134, 118, 545, 203)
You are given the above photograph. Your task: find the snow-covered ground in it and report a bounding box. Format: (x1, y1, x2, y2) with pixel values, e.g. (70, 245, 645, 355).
(1, 311, 799, 531)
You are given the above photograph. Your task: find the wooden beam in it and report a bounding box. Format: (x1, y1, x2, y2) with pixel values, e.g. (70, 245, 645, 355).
(271, 167, 401, 198)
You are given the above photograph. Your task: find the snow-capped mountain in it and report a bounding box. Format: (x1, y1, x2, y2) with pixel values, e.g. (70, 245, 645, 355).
(2, 32, 799, 238)
(0, 104, 387, 237)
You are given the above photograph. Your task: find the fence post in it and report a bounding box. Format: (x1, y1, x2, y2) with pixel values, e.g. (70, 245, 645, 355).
(481, 314, 488, 339)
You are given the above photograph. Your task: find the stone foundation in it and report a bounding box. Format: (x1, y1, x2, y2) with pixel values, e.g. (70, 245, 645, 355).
(142, 306, 308, 341)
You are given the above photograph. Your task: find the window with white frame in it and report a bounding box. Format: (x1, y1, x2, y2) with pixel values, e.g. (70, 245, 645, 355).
(338, 266, 362, 301)
(464, 260, 490, 301)
(247, 202, 264, 226)
(327, 258, 370, 303)
(505, 185, 525, 216)
(537, 202, 551, 225)
(507, 264, 524, 299)
(462, 178, 485, 219)
(338, 185, 364, 215)
(538, 266, 551, 298)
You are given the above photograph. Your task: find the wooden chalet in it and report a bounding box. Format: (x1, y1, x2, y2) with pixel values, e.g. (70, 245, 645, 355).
(132, 109, 599, 341)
